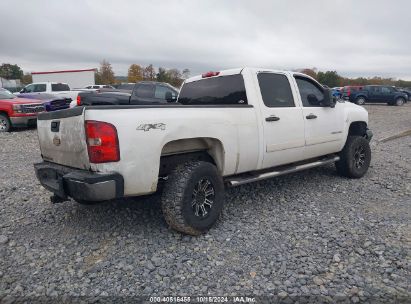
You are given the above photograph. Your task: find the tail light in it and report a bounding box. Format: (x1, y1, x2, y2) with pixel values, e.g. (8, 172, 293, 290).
(85, 120, 120, 163)
(202, 71, 220, 78)
(76, 95, 82, 106)
(346, 88, 351, 96)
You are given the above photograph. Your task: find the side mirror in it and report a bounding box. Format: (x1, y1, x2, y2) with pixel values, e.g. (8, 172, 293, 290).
(20, 88, 26, 93)
(321, 88, 336, 108)
(165, 92, 176, 102)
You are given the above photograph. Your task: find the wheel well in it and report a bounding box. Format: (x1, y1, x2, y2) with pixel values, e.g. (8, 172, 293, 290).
(348, 121, 367, 136)
(160, 138, 225, 175)
(0, 110, 9, 117)
(356, 95, 366, 100)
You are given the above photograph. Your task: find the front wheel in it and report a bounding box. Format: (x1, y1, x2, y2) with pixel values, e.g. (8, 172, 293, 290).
(0, 113, 11, 132)
(355, 97, 366, 105)
(395, 98, 405, 106)
(335, 136, 371, 178)
(161, 161, 224, 235)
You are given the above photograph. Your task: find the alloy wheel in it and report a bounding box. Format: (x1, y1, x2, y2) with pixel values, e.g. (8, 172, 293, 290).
(191, 178, 215, 218)
(354, 146, 366, 169)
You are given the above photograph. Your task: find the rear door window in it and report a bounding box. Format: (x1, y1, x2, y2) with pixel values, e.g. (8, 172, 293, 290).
(178, 74, 247, 105)
(257, 73, 295, 107)
(134, 84, 155, 98)
(51, 83, 70, 91)
(154, 85, 177, 99)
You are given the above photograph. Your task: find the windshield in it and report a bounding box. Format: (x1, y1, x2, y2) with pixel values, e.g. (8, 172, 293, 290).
(0, 90, 17, 99)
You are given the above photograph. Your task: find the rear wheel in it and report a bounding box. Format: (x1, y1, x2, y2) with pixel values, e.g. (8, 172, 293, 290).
(355, 97, 366, 105)
(161, 161, 224, 235)
(395, 97, 405, 106)
(336, 136, 371, 178)
(0, 113, 11, 132)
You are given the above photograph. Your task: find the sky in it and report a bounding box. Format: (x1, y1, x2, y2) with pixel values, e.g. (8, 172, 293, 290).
(1, 0, 410, 80)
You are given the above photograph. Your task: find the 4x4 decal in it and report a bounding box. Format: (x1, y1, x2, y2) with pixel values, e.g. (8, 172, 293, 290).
(136, 123, 166, 132)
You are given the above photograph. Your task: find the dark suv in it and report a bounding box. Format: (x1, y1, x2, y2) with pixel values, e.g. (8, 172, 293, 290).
(344, 85, 407, 106)
(77, 81, 179, 106)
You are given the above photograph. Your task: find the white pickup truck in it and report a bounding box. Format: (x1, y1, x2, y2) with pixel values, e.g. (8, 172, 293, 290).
(17, 82, 80, 104)
(34, 68, 372, 235)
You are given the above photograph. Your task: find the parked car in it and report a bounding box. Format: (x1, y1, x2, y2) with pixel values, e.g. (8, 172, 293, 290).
(331, 87, 343, 99)
(84, 85, 115, 89)
(34, 68, 372, 235)
(0, 88, 13, 94)
(14, 92, 71, 112)
(18, 82, 80, 102)
(76, 81, 179, 106)
(0, 89, 44, 132)
(344, 85, 408, 106)
(341, 86, 364, 101)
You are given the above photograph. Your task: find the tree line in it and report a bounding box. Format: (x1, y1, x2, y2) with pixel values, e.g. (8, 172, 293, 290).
(300, 68, 411, 88)
(1, 62, 410, 89)
(95, 60, 190, 87)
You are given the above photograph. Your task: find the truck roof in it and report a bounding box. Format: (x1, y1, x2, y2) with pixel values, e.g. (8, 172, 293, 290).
(185, 67, 317, 83)
(29, 82, 69, 85)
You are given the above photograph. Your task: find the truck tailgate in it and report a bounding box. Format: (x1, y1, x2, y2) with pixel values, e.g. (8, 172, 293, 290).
(37, 107, 90, 169)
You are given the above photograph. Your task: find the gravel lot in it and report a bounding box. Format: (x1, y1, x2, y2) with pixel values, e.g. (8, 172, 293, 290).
(0, 104, 410, 303)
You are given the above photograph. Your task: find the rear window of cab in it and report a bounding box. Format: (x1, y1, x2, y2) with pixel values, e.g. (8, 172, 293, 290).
(178, 74, 248, 105)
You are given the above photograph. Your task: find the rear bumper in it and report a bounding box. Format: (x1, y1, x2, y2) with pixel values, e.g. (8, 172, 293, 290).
(34, 162, 124, 202)
(10, 115, 37, 127)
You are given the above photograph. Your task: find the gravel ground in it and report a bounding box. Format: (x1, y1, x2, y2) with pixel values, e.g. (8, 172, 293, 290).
(0, 104, 410, 303)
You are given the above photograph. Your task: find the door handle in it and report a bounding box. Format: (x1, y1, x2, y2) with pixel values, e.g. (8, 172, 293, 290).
(265, 115, 280, 122)
(306, 114, 317, 120)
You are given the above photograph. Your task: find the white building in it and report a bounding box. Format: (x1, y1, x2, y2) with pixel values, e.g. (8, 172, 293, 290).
(31, 68, 96, 89)
(0, 77, 21, 89)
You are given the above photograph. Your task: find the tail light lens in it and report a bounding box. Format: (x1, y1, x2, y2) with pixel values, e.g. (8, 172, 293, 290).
(85, 120, 120, 163)
(76, 95, 82, 106)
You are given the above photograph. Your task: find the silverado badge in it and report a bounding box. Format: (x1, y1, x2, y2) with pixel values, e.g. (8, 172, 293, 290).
(136, 123, 166, 132)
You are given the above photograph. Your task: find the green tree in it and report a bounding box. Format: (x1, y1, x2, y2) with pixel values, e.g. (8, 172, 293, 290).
(99, 59, 115, 84)
(317, 71, 341, 87)
(166, 68, 183, 87)
(0, 63, 23, 80)
(95, 71, 102, 85)
(128, 64, 143, 82)
(300, 68, 317, 79)
(156, 67, 169, 82)
(21, 73, 32, 85)
(143, 64, 156, 81)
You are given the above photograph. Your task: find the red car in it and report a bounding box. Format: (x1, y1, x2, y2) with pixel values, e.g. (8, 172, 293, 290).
(0, 89, 45, 132)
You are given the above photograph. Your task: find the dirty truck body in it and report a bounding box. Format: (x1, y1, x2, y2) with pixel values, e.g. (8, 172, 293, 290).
(35, 68, 372, 235)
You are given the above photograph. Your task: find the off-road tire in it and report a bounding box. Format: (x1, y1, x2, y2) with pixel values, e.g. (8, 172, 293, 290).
(355, 97, 366, 105)
(335, 136, 371, 178)
(395, 97, 405, 106)
(0, 113, 11, 132)
(161, 161, 224, 235)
